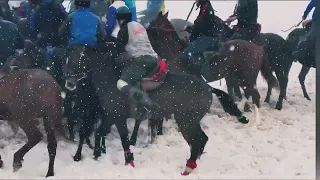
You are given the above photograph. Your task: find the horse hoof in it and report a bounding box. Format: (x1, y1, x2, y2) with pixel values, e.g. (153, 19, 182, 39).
(264, 98, 270, 103)
(93, 151, 101, 159)
(73, 155, 81, 162)
(305, 95, 311, 101)
(12, 162, 22, 172)
(244, 104, 251, 112)
(101, 148, 106, 154)
(157, 131, 163, 135)
(275, 103, 282, 110)
(46, 171, 54, 178)
(0, 160, 3, 168)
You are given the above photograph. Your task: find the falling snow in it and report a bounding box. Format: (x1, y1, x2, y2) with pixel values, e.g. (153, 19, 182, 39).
(0, 1, 315, 179)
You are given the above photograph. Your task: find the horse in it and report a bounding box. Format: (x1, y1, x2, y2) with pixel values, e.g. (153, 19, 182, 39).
(8, 40, 98, 148)
(64, 44, 249, 175)
(148, 12, 291, 110)
(0, 58, 69, 177)
(286, 22, 315, 100)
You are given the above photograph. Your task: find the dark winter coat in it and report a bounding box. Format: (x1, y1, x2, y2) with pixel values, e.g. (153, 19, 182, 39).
(234, 0, 258, 27)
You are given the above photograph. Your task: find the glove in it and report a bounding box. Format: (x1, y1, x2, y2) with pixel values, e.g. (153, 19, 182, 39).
(302, 15, 306, 20)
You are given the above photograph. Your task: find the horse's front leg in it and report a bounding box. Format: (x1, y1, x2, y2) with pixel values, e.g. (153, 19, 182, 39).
(114, 116, 135, 167)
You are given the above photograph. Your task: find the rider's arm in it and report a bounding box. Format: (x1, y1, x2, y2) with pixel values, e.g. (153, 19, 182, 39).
(190, 17, 205, 41)
(59, 14, 73, 40)
(30, 11, 37, 32)
(303, 0, 315, 18)
(114, 24, 129, 53)
(105, 6, 117, 36)
(97, 19, 107, 43)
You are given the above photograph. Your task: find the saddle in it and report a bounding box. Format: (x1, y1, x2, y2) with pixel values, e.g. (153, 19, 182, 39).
(138, 59, 168, 92)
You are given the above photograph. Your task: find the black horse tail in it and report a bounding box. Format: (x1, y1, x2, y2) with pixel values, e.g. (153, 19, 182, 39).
(209, 86, 249, 124)
(260, 52, 280, 91)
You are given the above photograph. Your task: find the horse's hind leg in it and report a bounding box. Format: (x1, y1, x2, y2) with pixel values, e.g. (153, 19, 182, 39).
(114, 116, 134, 167)
(13, 119, 43, 172)
(275, 72, 289, 110)
(299, 66, 311, 100)
(43, 116, 57, 177)
(181, 124, 208, 175)
(264, 82, 273, 103)
(130, 120, 142, 146)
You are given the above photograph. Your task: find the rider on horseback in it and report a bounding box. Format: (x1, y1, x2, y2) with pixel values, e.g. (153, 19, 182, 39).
(183, 0, 218, 77)
(105, 0, 131, 41)
(114, 6, 159, 111)
(292, 0, 315, 60)
(59, 0, 106, 49)
(225, 0, 259, 41)
(29, 0, 67, 47)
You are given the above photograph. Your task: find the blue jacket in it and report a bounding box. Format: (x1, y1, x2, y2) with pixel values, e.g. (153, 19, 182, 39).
(303, 0, 315, 21)
(59, 8, 106, 48)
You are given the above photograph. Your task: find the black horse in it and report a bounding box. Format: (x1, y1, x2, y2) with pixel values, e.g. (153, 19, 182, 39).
(148, 12, 292, 110)
(64, 45, 249, 175)
(286, 22, 315, 100)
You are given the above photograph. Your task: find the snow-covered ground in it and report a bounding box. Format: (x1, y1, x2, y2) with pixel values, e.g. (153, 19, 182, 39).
(1, 1, 315, 179)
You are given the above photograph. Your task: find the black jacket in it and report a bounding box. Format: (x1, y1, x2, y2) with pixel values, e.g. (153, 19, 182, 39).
(234, 0, 258, 27)
(190, 0, 218, 41)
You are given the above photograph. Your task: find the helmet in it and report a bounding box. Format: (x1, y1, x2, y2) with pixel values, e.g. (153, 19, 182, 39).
(74, 0, 90, 8)
(116, 6, 132, 21)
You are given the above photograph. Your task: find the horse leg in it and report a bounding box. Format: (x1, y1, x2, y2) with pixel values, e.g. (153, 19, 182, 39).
(264, 82, 273, 103)
(64, 93, 75, 140)
(275, 72, 289, 110)
(225, 76, 236, 101)
(298, 66, 311, 100)
(157, 119, 163, 135)
(130, 119, 142, 146)
(114, 117, 134, 167)
(181, 124, 208, 176)
(43, 116, 57, 177)
(148, 119, 159, 144)
(13, 120, 43, 172)
(251, 86, 261, 108)
(93, 115, 114, 159)
(242, 86, 254, 112)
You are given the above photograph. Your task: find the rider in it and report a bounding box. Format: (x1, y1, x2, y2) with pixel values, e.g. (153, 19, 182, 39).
(225, 0, 259, 41)
(137, 0, 165, 27)
(105, 0, 133, 41)
(0, 16, 25, 65)
(57, 0, 105, 83)
(29, 0, 67, 48)
(113, 6, 159, 111)
(292, 0, 315, 60)
(183, 0, 218, 77)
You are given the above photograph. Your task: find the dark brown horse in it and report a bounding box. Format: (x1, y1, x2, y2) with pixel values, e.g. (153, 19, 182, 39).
(147, 12, 279, 110)
(286, 25, 315, 100)
(148, 12, 291, 110)
(0, 59, 68, 177)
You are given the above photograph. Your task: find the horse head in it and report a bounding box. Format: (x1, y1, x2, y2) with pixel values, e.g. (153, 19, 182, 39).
(64, 45, 96, 91)
(148, 12, 186, 55)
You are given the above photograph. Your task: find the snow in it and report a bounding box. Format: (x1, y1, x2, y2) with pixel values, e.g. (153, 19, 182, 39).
(1, 1, 315, 179)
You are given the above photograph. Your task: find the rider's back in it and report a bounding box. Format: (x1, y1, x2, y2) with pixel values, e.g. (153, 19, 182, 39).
(123, 21, 157, 58)
(0, 19, 22, 61)
(69, 8, 100, 47)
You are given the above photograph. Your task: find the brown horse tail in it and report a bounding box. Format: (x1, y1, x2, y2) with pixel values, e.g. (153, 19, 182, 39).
(260, 51, 280, 91)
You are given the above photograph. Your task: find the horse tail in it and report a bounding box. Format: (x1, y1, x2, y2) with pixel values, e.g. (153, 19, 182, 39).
(209, 87, 248, 124)
(260, 51, 280, 90)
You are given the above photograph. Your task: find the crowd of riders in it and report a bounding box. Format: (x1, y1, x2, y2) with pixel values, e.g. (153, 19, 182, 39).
(0, 0, 316, 104)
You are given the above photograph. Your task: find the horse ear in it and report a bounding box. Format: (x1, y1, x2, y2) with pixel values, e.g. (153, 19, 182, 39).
(163, 11, 169, 19)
